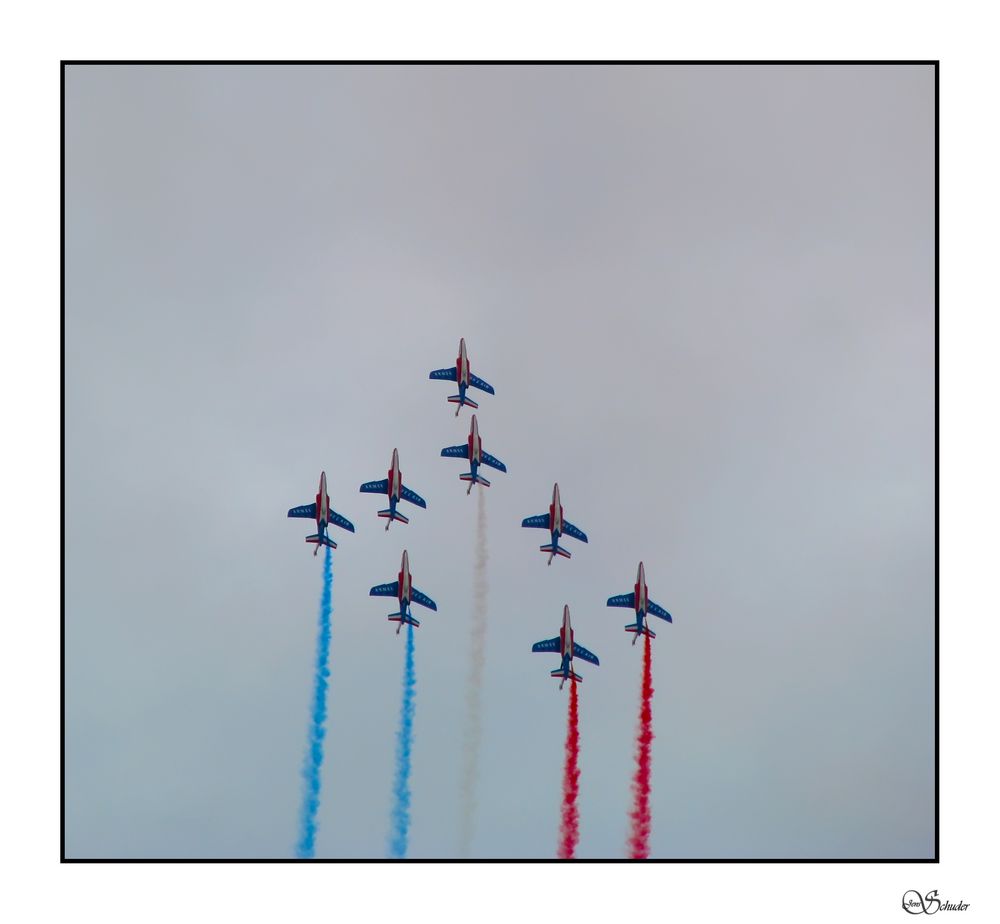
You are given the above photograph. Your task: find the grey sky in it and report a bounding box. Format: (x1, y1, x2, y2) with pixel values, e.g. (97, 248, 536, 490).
(65, 63, 934, 859)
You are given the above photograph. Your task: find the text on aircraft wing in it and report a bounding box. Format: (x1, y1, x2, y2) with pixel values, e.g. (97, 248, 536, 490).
(410, 587, 438, 611)
(561, 519, 588, 543)
(469, 373, 495, 395)
(648, 600, 673, 622)
(531, 637, 561, 653)
(521, 514, 550, 529)
(607, 592, 636, 609)
(481, 451, 507, 473)
(369, 581, 400, 598)
(328, 510, 356, 533)
(288, 503, 317, 519)
(360, 479, 390, 494)
(441, 444, 470, 459)
(572, 642, 600, 666)
(400, 485, 427, 508)
(429, 367, 458, 381)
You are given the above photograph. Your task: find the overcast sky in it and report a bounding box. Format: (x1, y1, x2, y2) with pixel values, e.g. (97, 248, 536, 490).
(65, 63, 934, 859)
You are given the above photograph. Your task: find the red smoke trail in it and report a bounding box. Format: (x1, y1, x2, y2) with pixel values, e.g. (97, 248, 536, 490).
(628, 632, 655, 859)
(558, 681, 580, 859)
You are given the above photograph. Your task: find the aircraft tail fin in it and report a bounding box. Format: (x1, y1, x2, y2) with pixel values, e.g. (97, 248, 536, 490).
(305, 533, 337, 551)
(388, 612, 420, 633)
(625, 623, 656, 639)
(551, 668, 583, 683)
(378, 508, 410, 526)
(460, 472, 491, 492)
(540, 542, 571, 563)
(448, 394, 478, 410)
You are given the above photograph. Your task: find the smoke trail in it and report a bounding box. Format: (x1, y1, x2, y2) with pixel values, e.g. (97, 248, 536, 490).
(458, 488, 489, 855)
(389, 621, 416, 858)
(295, 545, 333, 859)
(558, 681, 581, 859)
(628, 631, 655, 859)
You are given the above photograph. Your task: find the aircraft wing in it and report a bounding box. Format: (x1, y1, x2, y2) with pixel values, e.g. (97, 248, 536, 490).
(400, 485, 427, 508)
(648, 599, 673, 622)
(410, 586, 438, 611)
(288, 503, 317, 519)
(481, 451, 507, 473)
(369, 581, 400, 598)
(521, 513, 549, 529)
(607, 592, 636, 609)
(572, 642, 600, 666)
(531, 636, 561, 654)
(469, 373, 495, 395)
(328, 509, 356, 533)
(441, 444, 470, 459)
(429, 367, 458, 382)
(561, 519, 588, 543)
(360, 479, 389, 495)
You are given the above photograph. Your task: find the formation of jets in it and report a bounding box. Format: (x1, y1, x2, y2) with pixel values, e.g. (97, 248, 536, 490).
(286, 337, 674, 684)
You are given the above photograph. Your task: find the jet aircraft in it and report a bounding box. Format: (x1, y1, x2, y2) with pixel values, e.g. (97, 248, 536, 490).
(369, 549, 438, 633)
(287, 471, 355, 554)
(521, 482, 588, 565)
(359, 448, 427, 530)
(531, 605, 600, 689)
(606, 561, 673, 644)
(429, 337, 495, 415)
(440, 414, 507, 494)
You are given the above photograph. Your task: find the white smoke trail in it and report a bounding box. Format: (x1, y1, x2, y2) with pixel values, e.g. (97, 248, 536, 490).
(458, 487, 489, 855)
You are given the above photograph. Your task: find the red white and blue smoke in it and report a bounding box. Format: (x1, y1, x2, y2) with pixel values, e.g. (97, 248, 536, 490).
(628, 631, 655, 859)
(295, 546, 334, 859)
(389, 621, 417, 858)
(558, 681, 581, 859)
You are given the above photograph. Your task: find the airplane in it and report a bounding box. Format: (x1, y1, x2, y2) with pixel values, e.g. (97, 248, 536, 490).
(531, 605, 600, 690)
(359, 448, 427, 530)
(428, 337, 495, 416)
(606, 561, 673, 644)
(429, 337, 496, 417)
(369, 549, 438, 633)
(521, 482, 588, 565)
(287, 471, 356, 555)
(440, 414, 507, 494)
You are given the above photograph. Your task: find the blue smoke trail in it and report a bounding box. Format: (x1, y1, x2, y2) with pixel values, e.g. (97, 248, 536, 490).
(388, 621, 416, 858)
(295, 545, 333, 859)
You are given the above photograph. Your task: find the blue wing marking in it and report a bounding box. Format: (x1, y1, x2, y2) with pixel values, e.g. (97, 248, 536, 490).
(288, 503, 316, 519)
(400, 485, 427, 508)
(481, 451, 506, 473)
(441, 444, 470, 459)
(521, 514, 549, 529)
(531, 636, 560, 653)
(328, 509, 355, 533)
(410, 587, 437, 611)
(607, 592, 636, 609)
(360, 479, 389, 494)
(469, 373, 495, 395)
(572, 642, 600, 666)
(561, 519, 588, 543)
(369, 581, 399, 598)
(648, 599, 673, 622)
(430, 367, 458, 382)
